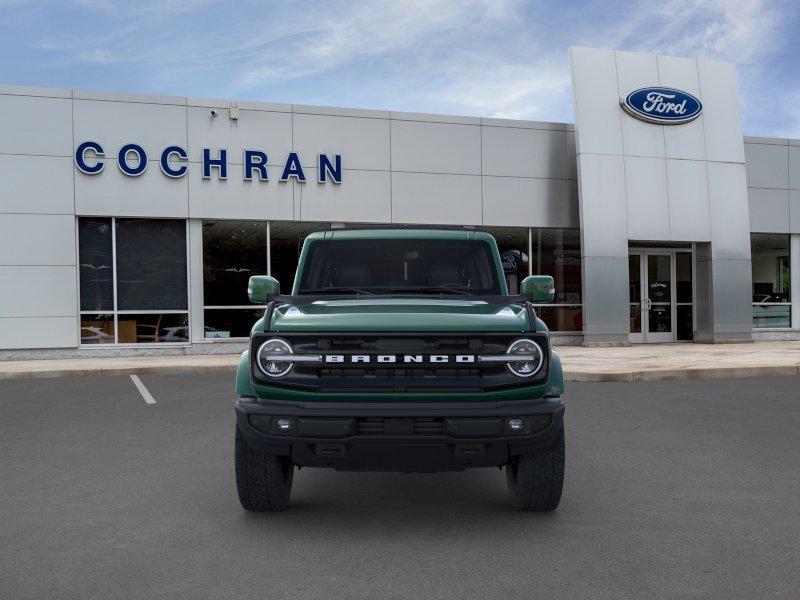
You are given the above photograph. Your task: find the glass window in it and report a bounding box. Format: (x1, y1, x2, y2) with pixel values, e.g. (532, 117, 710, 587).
(676, 252, 693, 341)
(78, 217, 189, 345)
(482, 227, 529, 294)
(79, 218, 114, 312)
(202, 221, 270, 339)
(751, 234, 791, 328)
(203, 221, 267, 306)
(80, 313, 114, 345)
(531, 228, 582, 332)
(298, 239, 502, 295)
(116, 219, 187, 311)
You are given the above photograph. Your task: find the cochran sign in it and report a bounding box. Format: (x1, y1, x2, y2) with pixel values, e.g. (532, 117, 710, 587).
(620, 87, 702, 125)
(74, 141, 343, 184)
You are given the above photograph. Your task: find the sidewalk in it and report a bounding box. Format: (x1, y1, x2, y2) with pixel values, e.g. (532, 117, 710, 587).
(1, 341, 799, 382)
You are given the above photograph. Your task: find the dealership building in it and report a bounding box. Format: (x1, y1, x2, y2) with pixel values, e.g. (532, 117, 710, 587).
(0, 46, 798, 357)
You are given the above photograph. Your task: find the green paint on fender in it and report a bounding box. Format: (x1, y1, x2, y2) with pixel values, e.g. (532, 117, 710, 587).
(235, 350, 254, 397)
(547, 351, 564, 397)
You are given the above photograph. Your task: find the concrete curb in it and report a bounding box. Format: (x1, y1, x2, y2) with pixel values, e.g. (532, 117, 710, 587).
(564, 364, 800, 382)
(1, 363, 798, 382)
(0, 364, 238, 380)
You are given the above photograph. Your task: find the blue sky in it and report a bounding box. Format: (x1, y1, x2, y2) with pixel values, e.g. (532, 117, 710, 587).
(1, 0, 799, 137)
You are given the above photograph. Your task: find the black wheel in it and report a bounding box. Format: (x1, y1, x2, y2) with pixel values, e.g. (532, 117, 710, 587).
(235, 424, 294, 511)
(506, 425, 565, 511)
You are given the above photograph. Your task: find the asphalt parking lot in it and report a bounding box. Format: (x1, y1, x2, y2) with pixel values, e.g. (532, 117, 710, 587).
(1, 374, 799, 599)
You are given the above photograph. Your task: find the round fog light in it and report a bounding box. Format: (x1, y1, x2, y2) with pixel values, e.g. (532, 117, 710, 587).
(508, 418, 524, 432)
(276, 418, 293, 432)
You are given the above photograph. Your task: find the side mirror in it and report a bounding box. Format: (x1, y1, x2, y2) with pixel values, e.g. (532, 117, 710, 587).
(248, 275, 280, 304)
(520, 275, 555, 303)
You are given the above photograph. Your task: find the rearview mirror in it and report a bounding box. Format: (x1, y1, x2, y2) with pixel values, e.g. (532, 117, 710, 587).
(248, 275, 280, 304)
(520, 275, 554, 303)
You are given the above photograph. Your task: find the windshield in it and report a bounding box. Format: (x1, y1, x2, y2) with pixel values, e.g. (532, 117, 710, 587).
(297, 238, 502, 295)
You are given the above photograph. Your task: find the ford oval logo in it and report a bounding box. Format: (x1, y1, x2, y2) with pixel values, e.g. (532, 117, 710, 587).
(620, 87, 702, 125)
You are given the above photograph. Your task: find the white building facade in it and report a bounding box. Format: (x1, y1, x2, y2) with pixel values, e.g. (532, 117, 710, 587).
(0, 46, 798, 357)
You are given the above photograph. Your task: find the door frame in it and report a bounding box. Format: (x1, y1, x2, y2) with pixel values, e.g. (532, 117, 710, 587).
(629, 247, 695, 343)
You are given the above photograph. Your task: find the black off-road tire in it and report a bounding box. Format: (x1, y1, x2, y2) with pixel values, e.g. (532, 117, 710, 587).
(235, 425, 294, 511)
(506, 425, 565, 511)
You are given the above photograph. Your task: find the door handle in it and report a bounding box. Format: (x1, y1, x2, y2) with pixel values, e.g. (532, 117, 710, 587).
(643, 298, 652, 310)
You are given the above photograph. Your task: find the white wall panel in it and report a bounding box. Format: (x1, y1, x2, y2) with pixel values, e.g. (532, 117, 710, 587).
(0, 155, 74, 214)
(0, 316, 78, 349)
(788, 146, 800, 190)
(482, 127, 566, 179)
(391, 173, 481, 225)
(624, 156, 670, 240)
(569, 47, 623, 156)
(576, 154, 628, 257)
(299, 169, 390, 223)
(707, 162, 750, 259)
(293, 114, 390, 171)
(482, 177, 567, 227)
(666, 159, 711, 242)
(790, 190, 800, 233)
(657, 55, 707, 161)
(75, 163, 189, 217)
(565, 131, 577, 180)
(748, 188, 790, 233)
(615, 51, 665, 159)
(74, 99, 187, 161)
(697, 59, 745, 164)
(0, 214, 75, 265)
(390, 120, 481, 175)
(0, 94, 73, 156)
(745, 143, 789, 189)
(565, 179, 580, 228)
(187, 107, 292, 165)
(187, 168, 293, 220)
(0, 266, 76, 317)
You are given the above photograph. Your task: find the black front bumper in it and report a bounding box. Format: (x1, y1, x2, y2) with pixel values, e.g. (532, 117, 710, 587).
(235, 397, 564, 472)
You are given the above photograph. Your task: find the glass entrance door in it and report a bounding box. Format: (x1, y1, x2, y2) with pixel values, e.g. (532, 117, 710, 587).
(629, 249, 694, 343)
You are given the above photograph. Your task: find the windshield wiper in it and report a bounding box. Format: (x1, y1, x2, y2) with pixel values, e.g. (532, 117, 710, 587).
(388, 285, 472, 296)
(299, 287, 375, 295)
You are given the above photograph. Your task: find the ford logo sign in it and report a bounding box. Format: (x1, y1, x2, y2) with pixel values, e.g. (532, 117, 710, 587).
(620, 87, 702, 125)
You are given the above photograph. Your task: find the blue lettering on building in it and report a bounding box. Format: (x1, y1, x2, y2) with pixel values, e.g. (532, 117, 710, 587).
(75, 143, 342, 184)
(75, 141, 105, 174)
(243, 150, 269, 181)
(202, 148, 228, 180)
(280, 152, 306, 182)
(318, 154, 342, 184)
(118, 143, 148, 177)
(160, 146, 188, 178)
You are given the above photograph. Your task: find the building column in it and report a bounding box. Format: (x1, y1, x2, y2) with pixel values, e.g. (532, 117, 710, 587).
(792, 234, 800, 331)
(188, 219, 205, 343)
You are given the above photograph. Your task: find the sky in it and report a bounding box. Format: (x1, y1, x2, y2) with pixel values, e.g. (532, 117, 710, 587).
(1, 0, 799, 137)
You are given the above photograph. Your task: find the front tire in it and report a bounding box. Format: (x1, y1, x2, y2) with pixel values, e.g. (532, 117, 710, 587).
(506, 425, 565, 511)
(235, 425, 294, 511)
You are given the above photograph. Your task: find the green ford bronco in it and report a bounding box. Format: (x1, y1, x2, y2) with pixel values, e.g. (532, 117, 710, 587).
(234, 229, 565, 511)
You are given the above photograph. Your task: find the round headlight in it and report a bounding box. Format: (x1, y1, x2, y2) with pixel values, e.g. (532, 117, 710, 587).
(505, 338, 544, 378)
(256, 338, 294, 378)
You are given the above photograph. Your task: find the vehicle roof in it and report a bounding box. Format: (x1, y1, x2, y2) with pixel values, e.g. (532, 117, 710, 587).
(304, 229, 496, 242)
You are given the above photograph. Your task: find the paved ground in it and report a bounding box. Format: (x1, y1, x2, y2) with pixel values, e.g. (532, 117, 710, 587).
(3, 340, 800, 382)
(1, 374, 799, 599)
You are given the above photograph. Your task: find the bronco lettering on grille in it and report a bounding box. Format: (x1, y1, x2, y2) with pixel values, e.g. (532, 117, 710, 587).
(323, 354, 476, 364)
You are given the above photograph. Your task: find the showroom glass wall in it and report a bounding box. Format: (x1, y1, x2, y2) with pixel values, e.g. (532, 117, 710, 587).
(78, 217, 188, 344)
(750, 233, 792, 329)
(79, 219, 583, 345)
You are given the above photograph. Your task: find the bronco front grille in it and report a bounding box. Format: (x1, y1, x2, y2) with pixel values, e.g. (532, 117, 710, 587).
(250, 332, 550, 391)
(319, 368, 483, 379)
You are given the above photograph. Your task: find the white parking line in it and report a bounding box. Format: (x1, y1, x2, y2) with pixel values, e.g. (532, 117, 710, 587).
(130, 374, 156, 404)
